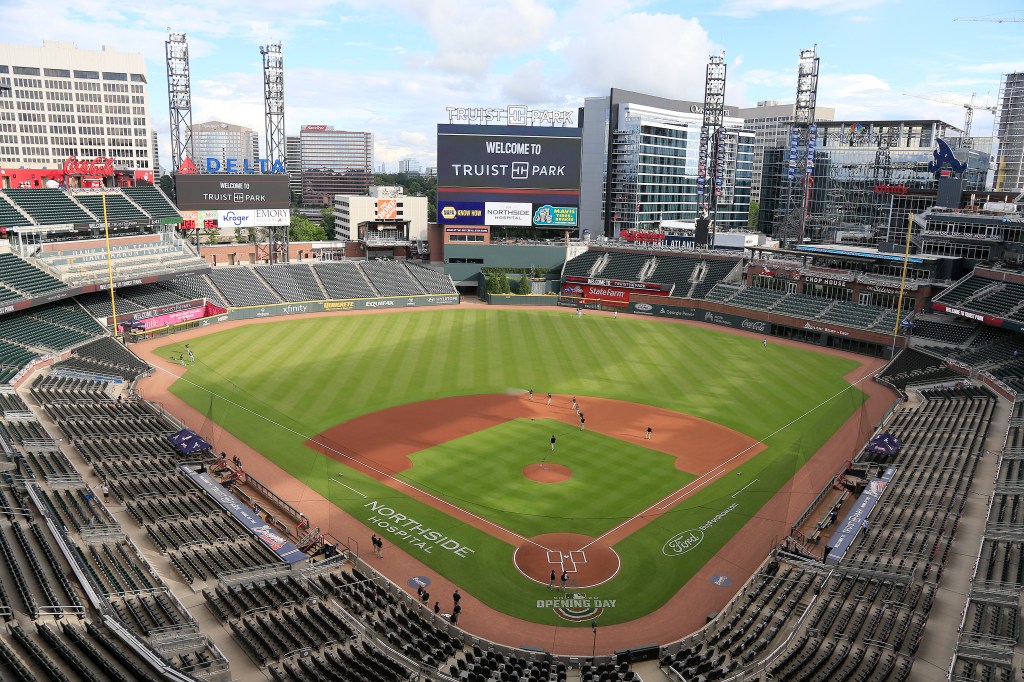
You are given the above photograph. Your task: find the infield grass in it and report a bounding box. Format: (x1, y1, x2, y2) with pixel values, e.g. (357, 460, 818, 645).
(398, 418, 696, 538)
(162, 308, 870, 626)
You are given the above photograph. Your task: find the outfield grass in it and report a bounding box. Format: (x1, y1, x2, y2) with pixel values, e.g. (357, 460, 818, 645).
(398, 418, 696, 538)
(162, 308, 868, 625)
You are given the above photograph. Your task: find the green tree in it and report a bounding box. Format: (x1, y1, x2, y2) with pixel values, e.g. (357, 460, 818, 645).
(290, 213, 328, 242)
(748, 199, 760, 230)
(204, 228, 219, 245)
(159, 174, 175, 200)
(500, 273, 512, 294)
(320, 207, 335, 237)
(516, 273, 530, 295)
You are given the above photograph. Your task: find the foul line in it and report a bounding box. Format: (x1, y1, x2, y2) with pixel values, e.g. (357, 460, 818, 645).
(577, 367, 879, 552)
(732, 478, 759, 498)
(154, 364, 553, 553)
(329, 477, 367, 498)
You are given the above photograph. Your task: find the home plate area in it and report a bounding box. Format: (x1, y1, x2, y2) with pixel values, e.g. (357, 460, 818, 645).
(513, 533, 620, 589)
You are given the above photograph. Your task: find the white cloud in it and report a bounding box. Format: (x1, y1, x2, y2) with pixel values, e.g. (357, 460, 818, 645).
(559, 12, 718, 101)
(502, 60, 555, 104)
(397, 0, 557, 78)
(715, 0, 887, 18)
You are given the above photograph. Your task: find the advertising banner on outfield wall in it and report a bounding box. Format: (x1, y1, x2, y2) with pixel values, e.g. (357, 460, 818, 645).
(216, 208, 291, 228)
(628, 302, 699, 319)
(225, 295, 460, 320)
(181, 467, 307, 565)
(485, 202, 532, 226)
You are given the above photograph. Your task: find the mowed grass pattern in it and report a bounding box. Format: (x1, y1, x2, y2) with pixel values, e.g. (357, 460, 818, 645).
(398, 418, 696, 538)
(163, 308, 867, 625)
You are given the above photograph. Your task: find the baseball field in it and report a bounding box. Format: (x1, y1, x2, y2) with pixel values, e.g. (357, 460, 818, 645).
(160, 308, 866, 626)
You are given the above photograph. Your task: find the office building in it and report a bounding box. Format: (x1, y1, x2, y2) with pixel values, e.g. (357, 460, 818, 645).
(0, 40, 154, 170)
(995, 72, 1024, 192)
(580, 88, 754, 237)
(398, 157, 421, 174)
(737, 100, 836, 201)
(758, 119, 987, 242)
(333, 185, 427, 241)
(190, 120, 259, 172)
(151, 130, 160, 178)
(286, 134, 301, 200)
(300, 125, 373, 205)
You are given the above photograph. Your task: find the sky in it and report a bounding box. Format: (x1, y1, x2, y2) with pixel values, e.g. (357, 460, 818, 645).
(6, 0, 1024, 173)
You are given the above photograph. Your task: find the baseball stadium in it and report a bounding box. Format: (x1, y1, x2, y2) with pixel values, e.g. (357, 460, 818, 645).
(0, 183, 1021, 682)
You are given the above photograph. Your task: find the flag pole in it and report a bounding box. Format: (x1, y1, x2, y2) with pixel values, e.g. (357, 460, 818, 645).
(891, 212, 914, 356)
(102, 193, 118, 338)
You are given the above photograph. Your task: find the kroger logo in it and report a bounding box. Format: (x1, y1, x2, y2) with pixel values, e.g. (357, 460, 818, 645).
(634, 303, 653, 311)
(221, 211, 249, 227)
(663, 529, 704, 556)
(742, 319, 767, 333)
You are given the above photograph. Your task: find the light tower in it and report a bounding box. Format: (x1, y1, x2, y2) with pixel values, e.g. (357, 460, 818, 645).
(165, 33, 194, 173)
(261, 42, 286, 168)
(777, 46, 820, 247)
(696, 52, 726, 248)
(260, 42, 288, 264)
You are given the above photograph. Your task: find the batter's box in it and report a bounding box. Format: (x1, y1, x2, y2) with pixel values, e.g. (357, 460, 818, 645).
(545, 550, 563, 565)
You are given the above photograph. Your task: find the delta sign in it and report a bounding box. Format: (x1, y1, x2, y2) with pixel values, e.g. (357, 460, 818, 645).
(205, 158, 287, 174)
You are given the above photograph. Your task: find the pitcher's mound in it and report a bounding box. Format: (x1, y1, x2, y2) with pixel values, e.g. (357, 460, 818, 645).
(523, 463, 572, 483)
(514, 533, 620, 588)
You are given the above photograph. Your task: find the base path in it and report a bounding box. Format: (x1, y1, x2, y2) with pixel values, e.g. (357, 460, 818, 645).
(131, 305, 895, 655)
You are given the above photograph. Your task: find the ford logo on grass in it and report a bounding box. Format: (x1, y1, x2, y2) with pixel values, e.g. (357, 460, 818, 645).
(663, 529, 704, 556)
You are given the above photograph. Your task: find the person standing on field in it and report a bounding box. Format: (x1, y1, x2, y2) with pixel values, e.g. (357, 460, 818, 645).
(646, 426, 653, 440)
(550, 434, 556, 451)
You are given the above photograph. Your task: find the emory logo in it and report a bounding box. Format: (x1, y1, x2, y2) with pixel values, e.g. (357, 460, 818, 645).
(663, 529, 704, 556)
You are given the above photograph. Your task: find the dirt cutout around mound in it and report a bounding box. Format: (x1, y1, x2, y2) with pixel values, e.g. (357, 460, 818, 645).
(523, 463, 572, 483)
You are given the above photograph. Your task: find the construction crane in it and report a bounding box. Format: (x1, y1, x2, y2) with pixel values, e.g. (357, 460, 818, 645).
(901, 92, 996, 137)
(953, 16, 1024, 22)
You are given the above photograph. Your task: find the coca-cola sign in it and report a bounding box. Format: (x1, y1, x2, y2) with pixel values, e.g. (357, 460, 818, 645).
(63, 156, 114, 176)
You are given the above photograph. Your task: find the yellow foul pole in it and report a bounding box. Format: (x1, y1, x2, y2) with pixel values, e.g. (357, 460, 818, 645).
(102, 193, 119, 338)
(892, 212, 914, 337)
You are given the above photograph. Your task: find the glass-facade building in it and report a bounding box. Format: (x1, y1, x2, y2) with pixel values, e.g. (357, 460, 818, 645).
(190, 120, 259, 172)
(758, 119, 987, 243)
(298, 126, 373, 205)
(581, 89, 753, 237)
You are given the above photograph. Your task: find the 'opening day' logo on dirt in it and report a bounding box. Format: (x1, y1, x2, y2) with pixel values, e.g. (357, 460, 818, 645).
(538, 592, 616, 622)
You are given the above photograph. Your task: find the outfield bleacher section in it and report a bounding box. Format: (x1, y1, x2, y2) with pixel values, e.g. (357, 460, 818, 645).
(0, 308, 100, 352)
(404, 262, 457, 294)
(207, 267, 283, 307)
(157, 272, 229, 307)
(361, 260, 426, 296)
(0, 193, 32, 227)
(35, 232, 206, 286)
(72, 192, 148, 223)
(0, 253, 65, 298)
(877, 348, 963, 390)
(2, 188, 95, 225)
(934, 272, 1024, 323)
(119, 185, 179, 218)
(254, 264, 328, 302)
(564, 249, 741, 299)
(310, 261, 379, 299)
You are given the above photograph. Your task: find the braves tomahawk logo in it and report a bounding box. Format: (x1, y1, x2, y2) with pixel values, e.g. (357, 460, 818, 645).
(928, 138, 967, 178)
